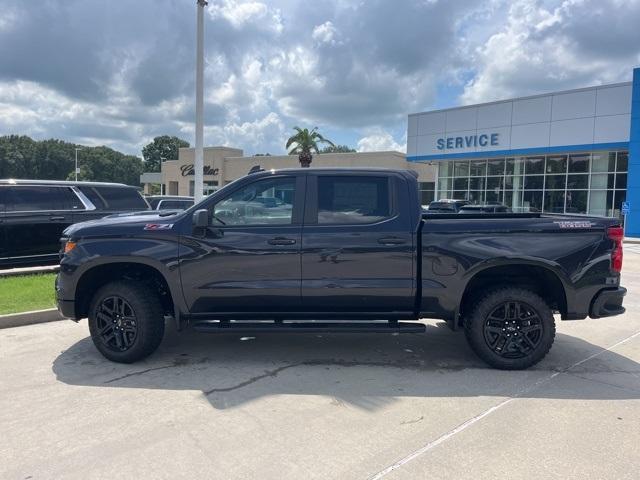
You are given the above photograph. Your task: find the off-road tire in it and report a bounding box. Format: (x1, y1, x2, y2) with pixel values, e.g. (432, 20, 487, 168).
(464, 287, 556, 370)
(88, 280, 165, 363)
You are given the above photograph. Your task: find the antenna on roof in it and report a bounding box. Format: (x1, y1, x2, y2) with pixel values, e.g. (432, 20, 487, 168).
(248, 165, 264, 175)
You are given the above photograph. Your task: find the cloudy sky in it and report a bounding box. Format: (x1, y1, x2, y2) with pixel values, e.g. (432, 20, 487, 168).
(0, 0, 639, 157)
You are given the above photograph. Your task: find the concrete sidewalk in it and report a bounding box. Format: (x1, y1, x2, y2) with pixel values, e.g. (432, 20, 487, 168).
(1, 257, 639, 479)
(0, 264, 59, 277)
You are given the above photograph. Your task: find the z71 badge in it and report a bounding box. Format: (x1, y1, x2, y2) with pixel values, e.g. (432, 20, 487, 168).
(144, 224, 174, 230)
(553, 221, 594, 229)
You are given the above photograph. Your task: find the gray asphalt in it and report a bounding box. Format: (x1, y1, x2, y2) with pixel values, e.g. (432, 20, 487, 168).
(2, 254, 640, 479)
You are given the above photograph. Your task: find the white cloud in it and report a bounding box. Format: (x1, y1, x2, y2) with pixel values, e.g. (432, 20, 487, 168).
(208, 0, 282, 32)
(357, 130, 405, 153)
(0, 8, 18, 32)
(312, 21, 338, 45)
(1, 0, 639, 159)
(461, 0, 640, 104)
(177, 112, 286, 155)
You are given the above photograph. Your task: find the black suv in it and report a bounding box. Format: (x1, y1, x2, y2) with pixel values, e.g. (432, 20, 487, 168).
(0, 180, 149, 267)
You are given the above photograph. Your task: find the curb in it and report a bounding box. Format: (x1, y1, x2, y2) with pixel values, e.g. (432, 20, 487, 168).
(0, 308, 65, 329)
(0, 265, 60, 278)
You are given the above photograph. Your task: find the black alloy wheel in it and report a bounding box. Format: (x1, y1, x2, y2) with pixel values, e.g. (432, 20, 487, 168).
(483, 301, 543, 359)
(95, 296, 138, 352)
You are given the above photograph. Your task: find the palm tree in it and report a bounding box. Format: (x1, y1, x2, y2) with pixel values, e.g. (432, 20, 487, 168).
(286, 127, 335, 168)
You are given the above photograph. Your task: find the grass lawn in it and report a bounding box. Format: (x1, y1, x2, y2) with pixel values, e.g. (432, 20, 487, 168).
(0, 273, 57, 315)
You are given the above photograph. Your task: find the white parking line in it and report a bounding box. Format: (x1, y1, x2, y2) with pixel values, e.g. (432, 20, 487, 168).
(368, 330, 640, 480)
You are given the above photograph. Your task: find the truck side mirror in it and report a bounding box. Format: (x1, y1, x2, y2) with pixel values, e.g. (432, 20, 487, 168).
(193, 209, 209, 228)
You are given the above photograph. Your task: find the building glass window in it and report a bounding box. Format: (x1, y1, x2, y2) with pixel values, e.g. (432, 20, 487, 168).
(617, 152, 628, 171)
(437, 178, 452, 197)
(469, 177, 485, 190)
(525, 156, 545, 175)
(506, 158, 524, 175)
(505, 175, 523, 190)
(523, 191, 543, 212)
(588, 190, 610, 217)
(453, 177, 469, 190)
(567, 174, 588, 189)
(590, 174, 609, 189)
(434, 149, 627, 218)
(545, 175, 565, 190)
(439, 162, 453, 177)
(524, 176, 543, 190)
(544, 190, 565, 213)
(591, 152, 616, 172)
(616, 173, 627, 190)
(546, 155, 567, 174)
(454, 161, 469, 177)
(419, 182, 435, 205)
(568, 154, 589, 173)
(469, 160, 486, 177)
(486, 176, 503, 190)
(565, 191, 588, 214)
(488, 159, 505, 176)
(468, 190, 484, 203)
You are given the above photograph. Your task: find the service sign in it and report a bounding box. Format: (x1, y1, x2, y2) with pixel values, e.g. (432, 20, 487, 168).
(436, 133, 500, 150)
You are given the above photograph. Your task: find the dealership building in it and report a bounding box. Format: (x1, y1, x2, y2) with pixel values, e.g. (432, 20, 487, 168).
(144, 147, 435, 201)
(407, 67, 640, 235)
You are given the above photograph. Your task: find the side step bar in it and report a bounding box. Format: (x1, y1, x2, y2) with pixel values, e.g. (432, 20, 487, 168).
(192, 320, 426, 334)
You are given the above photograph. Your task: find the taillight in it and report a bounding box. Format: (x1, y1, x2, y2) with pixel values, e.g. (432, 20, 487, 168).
(607, 225, 624, 273)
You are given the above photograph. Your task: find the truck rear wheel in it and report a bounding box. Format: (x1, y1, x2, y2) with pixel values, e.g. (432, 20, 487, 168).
(88, 280, 165, 363)
(464, 287, 556, 370)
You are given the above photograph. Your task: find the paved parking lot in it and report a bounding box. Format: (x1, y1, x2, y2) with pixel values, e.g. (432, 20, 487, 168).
(2, 254, 640, 479)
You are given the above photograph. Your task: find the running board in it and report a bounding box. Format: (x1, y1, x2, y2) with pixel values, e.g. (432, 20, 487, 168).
(191, 320, 426, 334)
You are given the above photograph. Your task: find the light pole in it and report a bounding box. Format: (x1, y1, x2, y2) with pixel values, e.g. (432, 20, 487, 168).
(74, 148, 83, 181)
(160, 156, 166, 195)
(194, 0, 207, 203)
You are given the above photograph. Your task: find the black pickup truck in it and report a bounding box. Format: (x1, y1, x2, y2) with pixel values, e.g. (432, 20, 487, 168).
(56, 168, 626, 369)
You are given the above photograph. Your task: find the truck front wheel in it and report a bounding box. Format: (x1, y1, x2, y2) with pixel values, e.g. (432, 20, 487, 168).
(464, 288, 556, 370)
(88, 280, 165, 363)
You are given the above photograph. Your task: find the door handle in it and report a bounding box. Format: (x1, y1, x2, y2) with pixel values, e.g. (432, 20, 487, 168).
(377, 236, 406, 245)
(50, 216, 66, 221)
(268, 237, 296, 246)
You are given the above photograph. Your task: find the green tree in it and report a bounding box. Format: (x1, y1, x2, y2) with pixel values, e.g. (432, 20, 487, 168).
(142, 135, 190, 172)
(320, 144, 356, 153)
(0, 135, 75, 180)
(65, 146, 143, 185)
(0, 135, 144, 185)
(285, 127, 335, 168)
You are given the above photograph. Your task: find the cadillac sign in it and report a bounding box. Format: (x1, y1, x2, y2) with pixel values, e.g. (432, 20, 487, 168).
(180, 165, 219, 176)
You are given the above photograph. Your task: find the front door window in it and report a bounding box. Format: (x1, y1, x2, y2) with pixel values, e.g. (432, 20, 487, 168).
(213, 177, 295, 226)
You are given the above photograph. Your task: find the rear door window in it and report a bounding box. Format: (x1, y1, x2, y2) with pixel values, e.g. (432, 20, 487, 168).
(147, 198, 161, 209)
(91, 186, 148, 210)
(77, 186, 106, 209)
(6, 186, 82, 212)
(317, 176, 391, 224)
